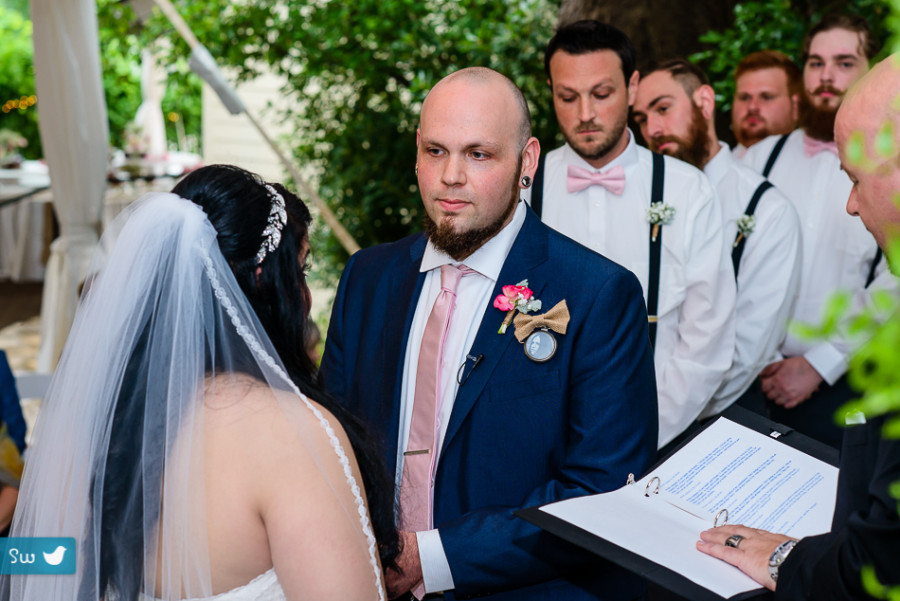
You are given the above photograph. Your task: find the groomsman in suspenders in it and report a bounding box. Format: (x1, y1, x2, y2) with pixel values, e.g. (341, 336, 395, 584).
(632, 59, 802, 423)
(739, 14, 896, 448)
(697, 55, 900, 599)
(527, 21, 736, 448)
(731, 51, 802, 158)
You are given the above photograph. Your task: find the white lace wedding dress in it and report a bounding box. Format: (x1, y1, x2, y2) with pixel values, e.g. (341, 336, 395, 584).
(139, 569, 284, 601)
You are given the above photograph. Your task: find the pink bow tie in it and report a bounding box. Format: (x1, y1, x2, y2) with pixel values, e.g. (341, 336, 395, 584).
(566, 165, 626, 195)
(803, 135, 838, 158)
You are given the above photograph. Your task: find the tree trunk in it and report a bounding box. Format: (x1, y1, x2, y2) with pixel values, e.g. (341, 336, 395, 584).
(557, 0, 739, 72)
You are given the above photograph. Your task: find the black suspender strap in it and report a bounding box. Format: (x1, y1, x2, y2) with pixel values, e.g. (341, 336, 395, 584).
(866, 248, 883, 288)
(762, 134, 789, 178)
(647, 152, 665, 350)
(531, 154, 547, 218)
(731, 181, 773, 280)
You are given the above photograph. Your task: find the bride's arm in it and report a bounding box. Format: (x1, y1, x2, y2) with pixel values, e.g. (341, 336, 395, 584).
(251, 392, 386, 601)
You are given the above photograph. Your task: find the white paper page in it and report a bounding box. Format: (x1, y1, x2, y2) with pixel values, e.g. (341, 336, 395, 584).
(541, 486, 761, 597)
(655, 418, 838, 537)
(537, 418, 838, 598)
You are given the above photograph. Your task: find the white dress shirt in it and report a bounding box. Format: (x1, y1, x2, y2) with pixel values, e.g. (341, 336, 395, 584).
(397, 201, 526, 594)
(739, 130, 896, 384)
(732, 143, 748, 160)
(527, 132, 736, 447)
(702, 142, 802, 417)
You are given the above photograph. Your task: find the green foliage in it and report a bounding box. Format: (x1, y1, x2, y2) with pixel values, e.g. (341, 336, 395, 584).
(0, 7, 39, 159)
(0, 1, 202, 158)
(95, 0, 203, 151)
(155, 0, 559, 280)
(0, 0, 28, 15)
(887, 0, 900, 50)
(691, 0, 892, 114)
(863, 563, 900, 599)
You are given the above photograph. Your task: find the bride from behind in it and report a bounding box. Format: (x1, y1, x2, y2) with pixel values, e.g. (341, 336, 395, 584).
(4, 165, 397, 600)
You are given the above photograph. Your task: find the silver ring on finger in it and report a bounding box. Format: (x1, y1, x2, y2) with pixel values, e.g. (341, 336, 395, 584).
(724, 534, 744, 548)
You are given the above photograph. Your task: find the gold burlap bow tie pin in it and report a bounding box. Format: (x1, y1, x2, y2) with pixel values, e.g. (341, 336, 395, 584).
(513, 300, 570, 362)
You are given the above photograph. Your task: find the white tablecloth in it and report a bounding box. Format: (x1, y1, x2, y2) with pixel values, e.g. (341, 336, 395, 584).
(1, 167, 52, 282)
(1, 168, 175, 283)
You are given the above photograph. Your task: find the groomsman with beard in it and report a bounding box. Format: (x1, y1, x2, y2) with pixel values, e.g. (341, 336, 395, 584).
(527, 21, 736, 449)
(632, 59, 801, 425)
(738, 14, 897, 448)
(697, 54, 900, 600)
(730, 50, 802, 157)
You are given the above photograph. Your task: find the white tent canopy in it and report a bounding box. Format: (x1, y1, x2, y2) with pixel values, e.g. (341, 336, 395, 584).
(30, 0, 109, 371)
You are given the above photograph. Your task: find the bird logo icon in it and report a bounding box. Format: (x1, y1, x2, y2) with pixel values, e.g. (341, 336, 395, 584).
(42, 546, 67, 566)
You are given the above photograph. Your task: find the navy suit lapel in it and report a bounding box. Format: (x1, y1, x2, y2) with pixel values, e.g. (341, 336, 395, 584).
(441, 210, 550, 454)
(381, 236, 427, 474)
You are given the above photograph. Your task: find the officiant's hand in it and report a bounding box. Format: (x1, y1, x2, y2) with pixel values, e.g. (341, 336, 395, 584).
(386, 531, 424, 599)
(697, 525, 792, 591)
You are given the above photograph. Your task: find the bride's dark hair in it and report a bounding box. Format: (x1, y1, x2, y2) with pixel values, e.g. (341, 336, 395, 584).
(91, 165, 398, 600)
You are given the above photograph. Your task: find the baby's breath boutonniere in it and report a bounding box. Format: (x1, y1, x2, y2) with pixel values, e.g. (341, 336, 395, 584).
(734, 214, 757, 247)
(493, 280, 542, 334)
(646, 203, 675, 242)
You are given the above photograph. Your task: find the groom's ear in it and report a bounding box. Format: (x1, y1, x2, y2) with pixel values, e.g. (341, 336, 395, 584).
(416, 128, 421, 147)
(520, 137, 541, 180)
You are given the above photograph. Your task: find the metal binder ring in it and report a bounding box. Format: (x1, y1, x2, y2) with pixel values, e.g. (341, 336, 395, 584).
(644, 476, 660, 497)
(626, 473, 636, 485)
(714, 508, 729, 527)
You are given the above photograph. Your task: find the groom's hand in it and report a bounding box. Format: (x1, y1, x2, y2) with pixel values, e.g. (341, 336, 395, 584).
(386, 531, 424, 599)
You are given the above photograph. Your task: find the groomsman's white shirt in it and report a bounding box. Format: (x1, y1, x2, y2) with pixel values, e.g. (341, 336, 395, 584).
(732, 143, 748, 159)
(398, 201, 527, 595)
(739, 130, 896, 383)
(525, 131, 736, 447)
(702, 142, 801, 417)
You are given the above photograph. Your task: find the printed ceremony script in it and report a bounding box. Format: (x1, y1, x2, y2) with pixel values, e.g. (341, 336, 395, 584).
(530, 416, 839, 599)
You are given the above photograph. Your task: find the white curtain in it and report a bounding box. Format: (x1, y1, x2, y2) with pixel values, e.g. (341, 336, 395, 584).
(30, 0, 109, 371)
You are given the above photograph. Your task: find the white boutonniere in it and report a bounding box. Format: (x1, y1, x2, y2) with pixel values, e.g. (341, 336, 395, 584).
(646, 202, 676, 242)
(734, 214, 756, 247)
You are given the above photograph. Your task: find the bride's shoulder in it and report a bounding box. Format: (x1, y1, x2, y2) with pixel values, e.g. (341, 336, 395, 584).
(202, 373, 353, 473)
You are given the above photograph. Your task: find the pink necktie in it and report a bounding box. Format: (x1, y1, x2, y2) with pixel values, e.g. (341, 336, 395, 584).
(566, 164, 626, 195)
(400, 264, 472, 533)
(401, 264, 471, 599)
(803, 134, 838, 158)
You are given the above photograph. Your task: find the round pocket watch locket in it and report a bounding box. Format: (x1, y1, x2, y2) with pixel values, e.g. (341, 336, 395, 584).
(524, 328, 557, 362)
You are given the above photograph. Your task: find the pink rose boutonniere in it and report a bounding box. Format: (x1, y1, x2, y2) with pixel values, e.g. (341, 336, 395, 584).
(493, 279, 542, 334)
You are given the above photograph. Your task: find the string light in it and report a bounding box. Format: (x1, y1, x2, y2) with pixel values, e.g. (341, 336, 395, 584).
(2, 95, 37, 113)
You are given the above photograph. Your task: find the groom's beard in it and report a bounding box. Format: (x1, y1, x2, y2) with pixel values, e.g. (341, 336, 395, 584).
(423, 165, 521, 261)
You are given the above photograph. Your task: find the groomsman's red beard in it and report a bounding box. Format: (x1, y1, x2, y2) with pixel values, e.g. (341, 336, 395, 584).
(650, 104, 711, 169)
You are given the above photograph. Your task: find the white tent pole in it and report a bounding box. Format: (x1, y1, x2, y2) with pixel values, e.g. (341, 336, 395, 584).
(152, 0, 361, 255)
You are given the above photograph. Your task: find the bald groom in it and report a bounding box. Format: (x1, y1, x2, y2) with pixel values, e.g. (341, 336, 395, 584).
(321, 67, 658, 600)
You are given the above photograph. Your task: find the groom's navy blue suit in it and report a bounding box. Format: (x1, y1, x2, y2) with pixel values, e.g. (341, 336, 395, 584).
(321, 207, 658, 600)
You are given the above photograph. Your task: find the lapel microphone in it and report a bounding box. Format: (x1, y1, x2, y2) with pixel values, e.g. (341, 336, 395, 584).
(457, 353, 485, 385)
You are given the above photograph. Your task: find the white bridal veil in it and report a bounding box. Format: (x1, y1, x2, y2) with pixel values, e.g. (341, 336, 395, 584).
(4, 193, 383, 600)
